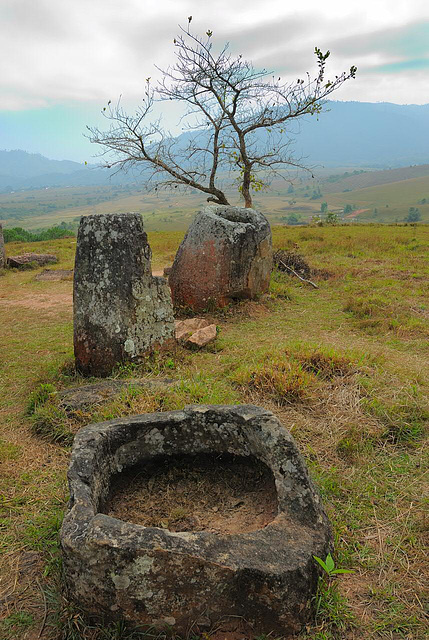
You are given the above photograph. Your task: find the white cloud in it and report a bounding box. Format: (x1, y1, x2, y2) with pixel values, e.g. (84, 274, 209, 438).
(0, 0, 429, 111)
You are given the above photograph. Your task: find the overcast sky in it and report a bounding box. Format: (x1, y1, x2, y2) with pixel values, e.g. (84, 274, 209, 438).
(1, 0, 429, 160)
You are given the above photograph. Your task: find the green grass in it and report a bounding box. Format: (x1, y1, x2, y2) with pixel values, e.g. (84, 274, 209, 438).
(0, 611, 34, 640)
(0, 225, 428, 639)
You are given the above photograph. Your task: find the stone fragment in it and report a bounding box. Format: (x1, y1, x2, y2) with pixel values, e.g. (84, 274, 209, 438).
(59, 378, 176, 414)
(186, 323, 217, 348)
(73, 213, 175, 377)
(35, 269, 73, 281)
(61, 405, 332, 636)
(0, 223, 5, 269)
(8, 253, 58, 268)
(175, 317, 210, 341)
(169, 205, 272, 311)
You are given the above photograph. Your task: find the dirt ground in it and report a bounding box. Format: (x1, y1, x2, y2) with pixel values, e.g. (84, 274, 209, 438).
(0, 292, 72, 310)
(106, 453, 278, 534)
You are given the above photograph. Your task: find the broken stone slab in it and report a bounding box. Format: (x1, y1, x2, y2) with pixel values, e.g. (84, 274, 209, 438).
(186, 324, 217, 348)
(8, 253, 58, 268)
(61, 404, 332, 636)
(174, 318, 217, 348)
(35, 269, 74, 281)
(0, 223, 5, 269)
(73, 213, 175, 377)
(175, 317, 211, 341)
(59, 378, 176, 414)
(169, 205, 272, 311)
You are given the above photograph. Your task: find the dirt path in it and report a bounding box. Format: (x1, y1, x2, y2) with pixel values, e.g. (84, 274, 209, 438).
(0, 292, 73, 311)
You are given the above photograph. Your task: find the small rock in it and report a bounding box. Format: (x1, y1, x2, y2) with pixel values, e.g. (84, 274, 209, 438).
(59, 378, 176, 414)
(8, 253, 58, 268)
(175, 317, 210, 341)
(186, 324, 217, 348)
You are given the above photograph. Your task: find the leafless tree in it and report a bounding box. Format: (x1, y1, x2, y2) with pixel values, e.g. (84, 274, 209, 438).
(88, 21, 356, 208)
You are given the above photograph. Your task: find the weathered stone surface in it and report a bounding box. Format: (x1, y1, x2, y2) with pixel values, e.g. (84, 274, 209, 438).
(175, 317, 210, 341)
(8, 253, 58, 268)
(169, 205, 272, 310)
(59, 378, 176, 414)
(0, 223, 5, 269)
(61, 405, 332, 636)
(73, 213, 175, 377)
(186, 323, 217, 348)
(35, 269, 73, 281)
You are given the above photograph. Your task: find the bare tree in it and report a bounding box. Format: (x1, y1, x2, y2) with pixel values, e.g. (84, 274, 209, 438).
(88, 21, 356, 208)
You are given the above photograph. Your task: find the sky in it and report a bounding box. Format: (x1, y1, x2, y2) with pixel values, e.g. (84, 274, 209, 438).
(1, 0, 429, 162)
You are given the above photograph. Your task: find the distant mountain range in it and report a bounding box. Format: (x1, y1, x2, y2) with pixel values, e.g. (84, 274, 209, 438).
(296, 101, 429, 168)
(1, 101, 429, 191)
(0, 150, 130, 191)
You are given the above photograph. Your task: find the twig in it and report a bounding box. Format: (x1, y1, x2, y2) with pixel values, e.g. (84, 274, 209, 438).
(279, 260, 319, 289)
(36, 579, 48, 639)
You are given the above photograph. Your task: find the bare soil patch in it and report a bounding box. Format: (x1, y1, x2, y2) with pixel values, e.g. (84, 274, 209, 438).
(105, 453, 278, 534)
(35, 269, 73, 281)
(0, 292, 72, 311)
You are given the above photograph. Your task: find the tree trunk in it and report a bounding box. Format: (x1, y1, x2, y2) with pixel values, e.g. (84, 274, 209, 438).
(241, 170, 253, 208)
(207, 190, 230, 205)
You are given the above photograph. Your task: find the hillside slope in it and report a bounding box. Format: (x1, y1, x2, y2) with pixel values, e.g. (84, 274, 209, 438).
(327, 174, 429, 221)
(322, 164, 429, 193)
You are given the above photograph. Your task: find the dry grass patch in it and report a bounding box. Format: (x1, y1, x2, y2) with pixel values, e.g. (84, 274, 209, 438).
(234, 359, 317, 405)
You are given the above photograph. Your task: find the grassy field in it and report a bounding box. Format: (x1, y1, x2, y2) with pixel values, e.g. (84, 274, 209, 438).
(2, 164, 429, 233)
(321, 165, 429, 194)
(326, 175, 429, 223)
(0, 224, 428, 639)
(0, 185, 141, 227)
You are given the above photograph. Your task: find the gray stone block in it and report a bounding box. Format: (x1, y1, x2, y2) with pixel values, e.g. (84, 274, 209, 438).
(73, 213, 175, 377)
(61, 405, 332, 636)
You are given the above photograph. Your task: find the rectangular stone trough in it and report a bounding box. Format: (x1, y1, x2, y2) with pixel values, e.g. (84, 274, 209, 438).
(60, 405, 332, 636)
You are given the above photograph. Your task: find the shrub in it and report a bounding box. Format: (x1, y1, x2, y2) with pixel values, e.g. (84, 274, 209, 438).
(3, 226, 75, 243)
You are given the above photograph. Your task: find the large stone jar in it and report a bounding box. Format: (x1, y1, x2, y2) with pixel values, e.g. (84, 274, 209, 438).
(73, 212, 174, 377)
(61, 405, 332, 636)
(169, 206, 272, 310)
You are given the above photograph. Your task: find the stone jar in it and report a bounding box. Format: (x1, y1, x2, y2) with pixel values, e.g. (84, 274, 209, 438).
(61, 404, 332, 636)
(73, 212, 175, 377)
(169, 205, 272, 310)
